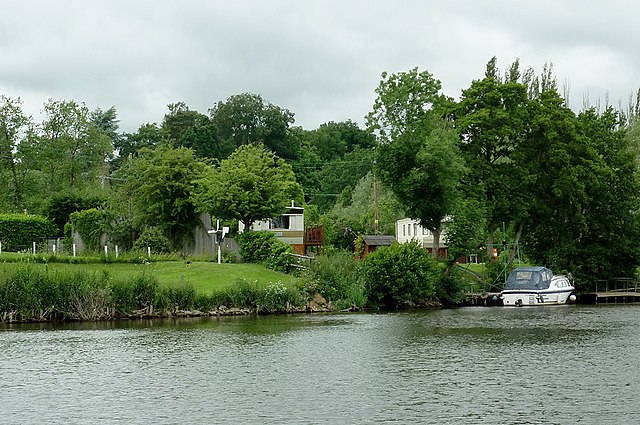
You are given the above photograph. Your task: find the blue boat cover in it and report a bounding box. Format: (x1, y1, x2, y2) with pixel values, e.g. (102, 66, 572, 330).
(504, 266, 553, 290)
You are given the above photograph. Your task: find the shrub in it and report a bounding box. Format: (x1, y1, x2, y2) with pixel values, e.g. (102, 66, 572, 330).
(0, 214, 56, 251)
(132, 227, 171, 254)
(68, 208, 110, 252)
(236, 231, 294, 272)
(362, 241, 440, 309)
(223, 278, 261, 309)
(259, 281, 304, 312)
(306, 251, 366, 310)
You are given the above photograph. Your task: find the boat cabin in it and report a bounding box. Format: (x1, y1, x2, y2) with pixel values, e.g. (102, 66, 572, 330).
(505, 266, 554, 290)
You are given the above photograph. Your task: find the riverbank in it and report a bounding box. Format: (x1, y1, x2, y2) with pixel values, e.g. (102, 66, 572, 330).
(0, 259, 312, 323)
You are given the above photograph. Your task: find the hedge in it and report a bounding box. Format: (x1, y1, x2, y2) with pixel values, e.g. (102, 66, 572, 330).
(0, 214, 57, 252)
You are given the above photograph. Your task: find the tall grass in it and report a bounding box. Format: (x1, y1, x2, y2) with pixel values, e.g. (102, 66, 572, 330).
(0, 265, 308, 322)
(304, 251, 366, 310)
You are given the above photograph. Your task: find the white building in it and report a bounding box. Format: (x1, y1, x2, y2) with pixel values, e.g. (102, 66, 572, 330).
(395, 217, 449, 258)
(238, 201, 305, 254)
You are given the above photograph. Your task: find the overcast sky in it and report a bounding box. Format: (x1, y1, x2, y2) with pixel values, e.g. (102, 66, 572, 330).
(1, 0, 638, 133)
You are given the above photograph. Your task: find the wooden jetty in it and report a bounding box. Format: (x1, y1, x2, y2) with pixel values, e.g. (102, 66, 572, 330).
(581, 278, 640, 304)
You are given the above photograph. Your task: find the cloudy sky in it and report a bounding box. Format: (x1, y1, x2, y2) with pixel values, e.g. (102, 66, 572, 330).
(1, 0, 638, 133)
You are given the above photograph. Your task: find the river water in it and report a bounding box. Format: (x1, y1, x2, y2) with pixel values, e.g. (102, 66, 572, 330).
(1, 305, 639, 424)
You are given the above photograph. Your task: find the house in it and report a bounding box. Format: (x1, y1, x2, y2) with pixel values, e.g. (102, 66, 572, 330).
(395, 218, 449, 258)
(238, 201, 307, 255)
(357, 234, 396, 259)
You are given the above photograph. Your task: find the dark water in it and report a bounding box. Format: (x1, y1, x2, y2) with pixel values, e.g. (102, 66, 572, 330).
(1, 305, 639, 424)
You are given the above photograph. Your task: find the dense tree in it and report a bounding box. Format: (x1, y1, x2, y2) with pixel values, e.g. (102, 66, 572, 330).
(19, 99, 112, 196)
(518, 89, 605, 283)
(43, 192, 105, 236)
(195, 143, 303, 228)
(454, 58, 530, 259)
(121, 145, 205, 250)
(209, 93, 298, 160)
(367, 68, 465, 258)
(162, 102, 233, 159)
(91, 106, 121, 146)
(112, 123, 165, 171)
(0, 96, 31, 211)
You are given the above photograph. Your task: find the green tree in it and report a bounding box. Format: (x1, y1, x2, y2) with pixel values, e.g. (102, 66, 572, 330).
(209, 93, 298, 160)
(195, 143, 303, 228)
(519, 89, 594, 279)
(123, 145, 205, 250)
(43, 192, 104, 236)
(0, 96, 31, 211)
(19, 99, 113, 196)
(322, 173, 403, 251)
(367, 68, 465, 258)
(455, 58, 530, 260)
(112, 123, 164, 171)
(163, 102, 233, 159)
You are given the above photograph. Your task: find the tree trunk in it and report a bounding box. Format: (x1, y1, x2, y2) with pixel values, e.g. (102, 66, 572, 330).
(486, 231, 494, 260)
(432, 222, 442, 259)
(508, 222, 524, 265)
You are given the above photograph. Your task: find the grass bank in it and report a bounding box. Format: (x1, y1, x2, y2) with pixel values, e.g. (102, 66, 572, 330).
(0, 255, 308, 323)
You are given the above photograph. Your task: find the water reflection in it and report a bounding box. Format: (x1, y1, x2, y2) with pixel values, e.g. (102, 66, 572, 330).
(1, 306, 640, 424)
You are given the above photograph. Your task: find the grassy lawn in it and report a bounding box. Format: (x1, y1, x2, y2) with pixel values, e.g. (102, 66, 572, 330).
(0, 255, 303, 296)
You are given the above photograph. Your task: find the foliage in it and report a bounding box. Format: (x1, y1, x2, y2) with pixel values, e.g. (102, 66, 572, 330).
(121, 145, 205, 250)
(0, 264, 209, 321)
(0, 213, 56, 251)
(305, 251, 366, 310)
(322, 172, 403, 251)
(367, 68, 465, 258)
(112, 123, 164, 171)
(0, 96, 31, 212)
(210, 93, 298, 160)
(195, 143, 303, 227)
(454, 58, 531, 257)
(132, 226, 172, 253)
(362, 241, 439, 309)
(68, 208, 110, 252)
(236, 231, 294, 272)
(218, 278, 304, 312)
(18, 99, 112, 197)
(43, 192, 104, 236)
(163, 102, 233, 159)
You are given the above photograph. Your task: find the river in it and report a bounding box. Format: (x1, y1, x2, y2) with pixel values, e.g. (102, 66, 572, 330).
(1, 305, 639, 424)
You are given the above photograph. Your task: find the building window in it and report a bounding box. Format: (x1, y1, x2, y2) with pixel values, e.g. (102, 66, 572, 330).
(408, 224, 411, 236)
(403, 225, 406, 236)
(413, 224, 417, 236)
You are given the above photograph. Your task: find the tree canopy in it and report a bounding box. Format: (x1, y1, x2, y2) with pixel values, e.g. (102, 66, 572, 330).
(195, 143, 303, 227)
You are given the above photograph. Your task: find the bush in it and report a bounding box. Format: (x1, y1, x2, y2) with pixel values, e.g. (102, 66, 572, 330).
(362, 241, 440, 309)
(0, 214, 56, 251)
(259, 281, 304, 312)
(236, 231, 294, 272)
(133, 227, 171, 254)
(68, 208, 110, 252)
(306, 251, 366, 310)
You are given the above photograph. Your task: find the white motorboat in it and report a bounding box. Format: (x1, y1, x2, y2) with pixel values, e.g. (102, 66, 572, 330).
(500, 266, 576, 306)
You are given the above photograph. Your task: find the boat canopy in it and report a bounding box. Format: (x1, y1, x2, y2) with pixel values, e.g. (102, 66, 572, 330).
(504, 266, 553, 290)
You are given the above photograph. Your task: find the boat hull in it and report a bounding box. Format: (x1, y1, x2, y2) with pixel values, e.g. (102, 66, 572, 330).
(501, 288, 574, 306)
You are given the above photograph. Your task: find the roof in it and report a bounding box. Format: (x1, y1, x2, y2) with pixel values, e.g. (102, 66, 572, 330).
(361, 235, 396, 246)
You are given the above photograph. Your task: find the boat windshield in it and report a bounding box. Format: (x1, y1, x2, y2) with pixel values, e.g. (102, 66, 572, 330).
(504, 267, 552, 290)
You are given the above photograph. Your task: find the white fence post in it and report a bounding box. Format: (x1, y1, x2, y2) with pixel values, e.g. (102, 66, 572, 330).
(0, 241, 2, 255)
(115, 245, 119, 258)
(33, 241, 36, 254)
(147, 246, 151, 257)
(105, 245, 108, 256)
(73, 243, 77, 257)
